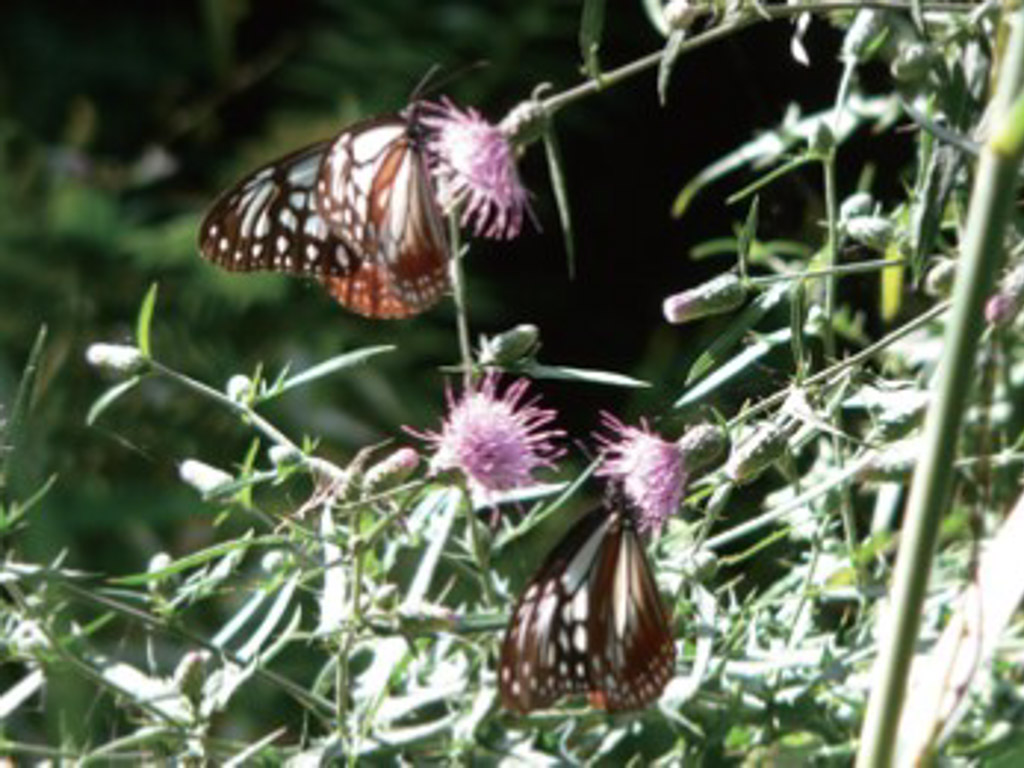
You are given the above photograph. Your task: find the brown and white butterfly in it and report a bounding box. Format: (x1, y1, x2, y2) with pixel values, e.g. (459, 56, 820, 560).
(499, 487, 676, 714)
(198, 107, 449, 319)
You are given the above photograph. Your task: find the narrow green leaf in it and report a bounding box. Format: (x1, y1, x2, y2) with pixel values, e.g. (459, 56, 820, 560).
(657, 30, 686, 106)
(256, 345, 395, 403)
(579, 0, 605, 80)
(737, 196, 760, 276)
(135, 283, 159, 358)
(86, 377, 141, 426)
(543, 123, 576, 278)
(685, 282, 787, 386)
(111, 531, 276, 585)
(790, 280, 808, 381)
(1, 325, 47, 488)
(405, 488, 460, 605)
(676, 327, 791, 408)
(520, 361, 650, 388)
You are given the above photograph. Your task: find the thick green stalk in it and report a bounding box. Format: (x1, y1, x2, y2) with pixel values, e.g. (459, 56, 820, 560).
(856, 10, 1024, 765)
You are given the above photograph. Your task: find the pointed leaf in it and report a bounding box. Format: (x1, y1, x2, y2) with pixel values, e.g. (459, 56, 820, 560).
(543, 122, 576, 278)
(257, 345, 395, 403)
(658, 30, 687, 106)
(684, 282, 787, 386)
(520, 361, 650, 388)
(86, 377, 142, 426)
(135, 283, 159, 358)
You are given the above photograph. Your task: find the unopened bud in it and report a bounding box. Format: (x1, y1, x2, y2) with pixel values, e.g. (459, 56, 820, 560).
(479, 324, 540, 366)
(500, 99, 547, 147)
(147, 552, 177, 597)
(844, 216, 894, 251)
(681, 548, 718, 581)
(226, 374, 253, 403)
(261, 550, 289, 574)
(85, 343, 147, 376)
(663, 273, 746, 324)
(924, 258, 956, 298)
(678, 424, 728, 476)
(986, 262, 1024, 328)
(363, 447, 420, 494)
(664, 0, 707, 31)
(891, 41, 935, 83)
(726, 422, 789, 484)
(173, 650, 210, 710)
(268, 444, 303, 469)
(859, 439, 920, 482)
(179, 459, 233, 496)
(808, 120, 835, 154)
(839, 192, 874, 221)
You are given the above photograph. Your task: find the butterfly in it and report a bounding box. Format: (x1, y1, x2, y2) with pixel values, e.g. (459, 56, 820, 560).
(499, 486, 676, 714)
(198, 106, 449, 319)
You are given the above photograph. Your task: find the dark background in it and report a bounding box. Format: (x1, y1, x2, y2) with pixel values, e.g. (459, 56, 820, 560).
(0, 2, 889, 574)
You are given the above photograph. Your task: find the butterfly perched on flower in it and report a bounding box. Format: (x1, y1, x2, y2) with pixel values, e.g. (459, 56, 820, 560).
(198, 105, 449, 319)
(499, 485, 676, 714)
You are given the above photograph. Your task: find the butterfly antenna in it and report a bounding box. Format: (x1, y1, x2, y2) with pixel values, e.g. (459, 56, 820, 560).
(410, 60, 491, 102)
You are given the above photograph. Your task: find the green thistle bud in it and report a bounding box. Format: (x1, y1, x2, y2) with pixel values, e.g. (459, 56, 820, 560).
(479, 324, 540, 366)
(663, 273, 746, 324)
(891, 41, 935, 83)
(663, 0, 707, 31)
(808, 120, 835, 154)
(499, 99, 547, 148)
(725, 422, 789, 484)
(859, 439, 919, 482)
(173, 650, 210, 711)
(839, 192, 874, 221)
(268, 444, 303, 469)
(363, 447, 420, 494)
(924, 258, 956, 298)
(85, 343, 147, 376)
(179, 459, 232, 496)
(844, 215, 894, 251)
(226, 374, 253, 403)
(677, 424, 728, 476)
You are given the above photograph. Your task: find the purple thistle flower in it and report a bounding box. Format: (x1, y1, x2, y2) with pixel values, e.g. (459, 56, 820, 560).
(420, 98, 530, 240)
(595, 413, 689, 533)
(413, 374, 564, 500)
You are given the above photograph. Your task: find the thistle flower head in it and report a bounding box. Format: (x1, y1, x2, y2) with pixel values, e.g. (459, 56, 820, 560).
(421, 98, 530, 239)
(414, 374, 563, 500)
(595, 413, 689, 533)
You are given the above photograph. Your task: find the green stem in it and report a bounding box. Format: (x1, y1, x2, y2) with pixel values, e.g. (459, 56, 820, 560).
(462, 489, 497, 607)
(447, 215, 474, 384)
(150, 361, 300, 454)
(856, 10, 1024, 764)
(747, 257, 909, 286)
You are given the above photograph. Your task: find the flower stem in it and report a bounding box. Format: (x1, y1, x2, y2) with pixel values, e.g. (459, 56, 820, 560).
(447, 214, 474, 384)
(856, 9, 1024, 764)
(746, 257, 909, 286)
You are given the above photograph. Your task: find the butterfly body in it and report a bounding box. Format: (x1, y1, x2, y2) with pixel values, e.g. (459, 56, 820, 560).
(499, 494, 676, 714)
(198, 108, 449, 319)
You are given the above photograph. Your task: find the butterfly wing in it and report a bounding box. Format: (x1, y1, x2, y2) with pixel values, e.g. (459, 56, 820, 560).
(500, 505, 614, 714)
(586, 514, 676, 712)
(198, 142, 357, 278)
(499, 500, 676, 714)
(317, 115, 449, 317)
